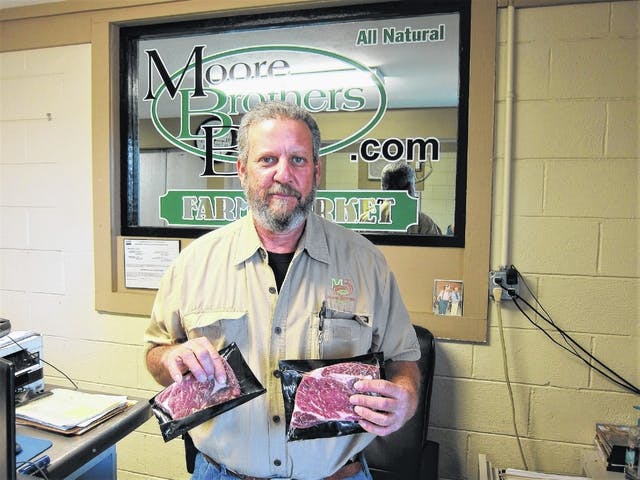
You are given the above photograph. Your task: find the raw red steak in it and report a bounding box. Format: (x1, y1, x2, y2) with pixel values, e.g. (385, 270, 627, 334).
(155, 358, 241, 420)
(290, 362, 380, 429)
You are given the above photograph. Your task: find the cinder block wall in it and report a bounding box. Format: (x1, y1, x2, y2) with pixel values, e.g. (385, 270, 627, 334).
(0, 2, 637, 479)
(430, 2, 639, 478)
(0, 44, 189, 480)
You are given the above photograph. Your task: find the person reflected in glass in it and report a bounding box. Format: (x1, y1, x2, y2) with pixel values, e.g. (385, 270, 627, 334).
(377, 161, 442, 235)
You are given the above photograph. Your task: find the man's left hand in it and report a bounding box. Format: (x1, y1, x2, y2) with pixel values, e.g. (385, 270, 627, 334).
(349, 360, 420, 436)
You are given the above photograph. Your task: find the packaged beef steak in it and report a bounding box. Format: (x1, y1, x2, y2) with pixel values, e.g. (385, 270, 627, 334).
(150, 342, 265, 442)
(279, 352, 385, 441)
(154, 358, 241, 420)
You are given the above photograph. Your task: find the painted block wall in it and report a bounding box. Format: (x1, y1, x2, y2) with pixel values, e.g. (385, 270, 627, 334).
(430, 2, 639, 478)
(0, 43, 186, 480)
(0, 2, 637, 479)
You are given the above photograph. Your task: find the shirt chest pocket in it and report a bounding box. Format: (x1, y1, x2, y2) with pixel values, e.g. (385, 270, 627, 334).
(320, 309, 373, 359)
(182, 311, 249, 352)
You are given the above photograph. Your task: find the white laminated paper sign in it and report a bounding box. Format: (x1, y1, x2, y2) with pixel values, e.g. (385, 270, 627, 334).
(124, 239, 180, 289)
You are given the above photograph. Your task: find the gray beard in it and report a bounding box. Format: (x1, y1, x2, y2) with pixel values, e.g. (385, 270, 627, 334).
(246, 183, 317, 233)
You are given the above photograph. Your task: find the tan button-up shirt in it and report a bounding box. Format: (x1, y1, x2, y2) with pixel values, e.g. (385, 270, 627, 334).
(145, 212, 420, 479)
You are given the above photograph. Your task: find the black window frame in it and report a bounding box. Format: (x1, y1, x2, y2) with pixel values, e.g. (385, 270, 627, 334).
(119, 0, 470, 247)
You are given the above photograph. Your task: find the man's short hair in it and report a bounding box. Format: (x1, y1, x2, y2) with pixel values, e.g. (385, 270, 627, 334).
(237, 101, 321, 165)
(381, 161, 415, 193)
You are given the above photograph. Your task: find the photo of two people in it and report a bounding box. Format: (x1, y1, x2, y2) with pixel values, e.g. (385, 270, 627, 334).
(433, 280, 463, 317)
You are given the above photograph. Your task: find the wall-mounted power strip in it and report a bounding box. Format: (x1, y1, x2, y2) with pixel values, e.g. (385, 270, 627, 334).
(489, 267, 519, 301)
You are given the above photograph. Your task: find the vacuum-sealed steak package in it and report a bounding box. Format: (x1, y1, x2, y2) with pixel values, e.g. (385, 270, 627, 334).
(150, 342, 265, 441)
(279, 352, 384, 441)
(154, 358, 241, 420)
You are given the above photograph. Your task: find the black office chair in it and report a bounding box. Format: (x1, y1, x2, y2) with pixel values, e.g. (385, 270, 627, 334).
(183, 325, 439, 479)
(363, 325, 439, 480)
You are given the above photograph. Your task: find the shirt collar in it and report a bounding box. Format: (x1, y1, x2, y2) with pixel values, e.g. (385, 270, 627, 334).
(232, 212, 330, 265)
(233, 213, 264, 265)
(298, 212, 330, 264)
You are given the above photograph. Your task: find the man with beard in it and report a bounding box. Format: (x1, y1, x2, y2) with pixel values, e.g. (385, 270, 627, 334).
(145, 101, 420, 480)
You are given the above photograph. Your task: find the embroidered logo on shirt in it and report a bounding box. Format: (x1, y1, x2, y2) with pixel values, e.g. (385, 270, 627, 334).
(331, 277, 354, 297)
(328, 277, 357, 312)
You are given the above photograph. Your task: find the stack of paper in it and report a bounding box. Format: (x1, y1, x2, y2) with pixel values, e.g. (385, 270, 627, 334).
(479, 454, 590, 480)
(479, 453, 501, 480)
(499, 468, 589, 480)
(16, 388, 131, 435)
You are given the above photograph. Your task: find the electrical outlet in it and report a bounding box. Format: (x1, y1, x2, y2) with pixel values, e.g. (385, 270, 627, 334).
(489, 268, 519, 300)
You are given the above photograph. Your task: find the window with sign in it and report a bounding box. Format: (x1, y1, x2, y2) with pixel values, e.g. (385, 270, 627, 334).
(120, 1, 470, 246)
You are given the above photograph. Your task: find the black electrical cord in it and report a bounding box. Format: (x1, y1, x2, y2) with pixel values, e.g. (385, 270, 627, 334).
(499, 266, 640, 396)
(6, 334, 78, 391)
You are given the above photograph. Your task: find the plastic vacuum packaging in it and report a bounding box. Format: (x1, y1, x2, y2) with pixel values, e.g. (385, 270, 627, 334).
(150, 342, 266, 442)
(279, 352, 385, 441)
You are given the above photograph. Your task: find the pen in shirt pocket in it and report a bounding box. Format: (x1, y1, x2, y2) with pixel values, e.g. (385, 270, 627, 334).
(318, 299, 327, 332)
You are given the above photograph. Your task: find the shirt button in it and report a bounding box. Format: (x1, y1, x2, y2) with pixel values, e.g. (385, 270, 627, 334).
(274, 326, 282, 335)
(273, 370, 281, 378)
(269, 286, 277, 294)
(272, 415, 281, 423)
(274, 459, 282, 467)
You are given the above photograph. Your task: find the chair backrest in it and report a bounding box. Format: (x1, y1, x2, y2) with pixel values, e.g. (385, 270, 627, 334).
(363, 324, 437, 479)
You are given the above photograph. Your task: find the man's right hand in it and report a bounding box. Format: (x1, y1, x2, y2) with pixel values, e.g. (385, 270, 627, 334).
(147, 337, 227, 386)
